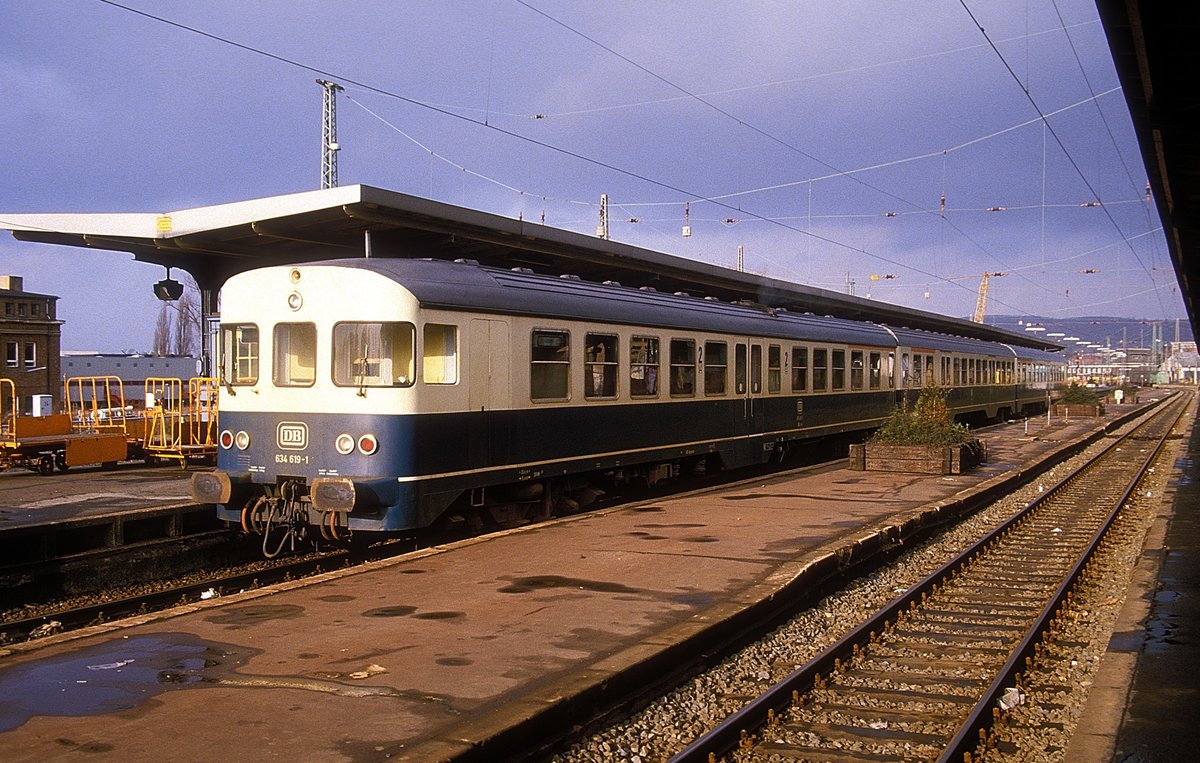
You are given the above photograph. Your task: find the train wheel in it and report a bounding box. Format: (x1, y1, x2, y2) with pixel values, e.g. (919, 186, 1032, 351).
(37, 455, 54, 475)
(55, 451, 69, 472)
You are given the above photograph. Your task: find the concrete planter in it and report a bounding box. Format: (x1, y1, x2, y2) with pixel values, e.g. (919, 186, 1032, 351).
(849, 440, 986, 475)
(1053, 403, 1105, 417)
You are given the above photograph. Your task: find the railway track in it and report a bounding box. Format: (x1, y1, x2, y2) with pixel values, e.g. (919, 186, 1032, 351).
(0, 543, 371, 644)
(669, 393, 1188, 763)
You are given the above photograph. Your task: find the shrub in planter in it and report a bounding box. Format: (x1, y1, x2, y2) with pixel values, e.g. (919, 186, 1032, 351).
(1059, 383, 1101, 405)
(1055, 382, 1105, 416)
(870, 384, 973, 447)
(849, 384, 985, 474)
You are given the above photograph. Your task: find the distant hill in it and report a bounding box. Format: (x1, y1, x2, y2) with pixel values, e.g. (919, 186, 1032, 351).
(982, 316, 1192, 351)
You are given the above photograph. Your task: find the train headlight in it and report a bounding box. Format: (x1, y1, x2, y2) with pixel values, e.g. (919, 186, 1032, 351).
(335, 433, 355, 455)
(219, 430, 234, 449)
(287, 292, 303, 311)
(357, 434, 379, 456)
(235, 430, 251, 450)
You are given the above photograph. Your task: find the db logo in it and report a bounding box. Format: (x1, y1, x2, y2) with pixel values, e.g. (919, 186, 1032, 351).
(277, 421, 309, 450)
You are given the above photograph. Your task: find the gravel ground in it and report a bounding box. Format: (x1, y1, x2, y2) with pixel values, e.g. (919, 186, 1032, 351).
(968, 432, 1179, 762)
(554, 409, 1187, 763)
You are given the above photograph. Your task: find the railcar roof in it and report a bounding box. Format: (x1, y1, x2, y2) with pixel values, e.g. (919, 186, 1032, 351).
(888, 325, 1016, 356)
(305, 257, 1046, 356)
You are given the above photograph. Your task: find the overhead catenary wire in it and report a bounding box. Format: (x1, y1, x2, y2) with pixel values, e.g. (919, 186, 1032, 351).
(510, 0, 1101, 309)
(86, 0, 1170, 320)
(91, 0, 1010, 309)
(526, 19, 1101, 120)
(958, 0, 1166, 318)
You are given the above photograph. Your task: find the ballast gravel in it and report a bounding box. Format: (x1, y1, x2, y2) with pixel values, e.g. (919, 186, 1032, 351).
(554, 412, 1184, 763)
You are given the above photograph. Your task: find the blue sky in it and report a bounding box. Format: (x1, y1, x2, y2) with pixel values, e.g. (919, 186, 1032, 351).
(0, 0, 1183, 351)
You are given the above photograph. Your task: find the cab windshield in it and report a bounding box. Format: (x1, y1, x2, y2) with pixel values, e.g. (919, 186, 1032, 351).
(332, 321, 415, 387)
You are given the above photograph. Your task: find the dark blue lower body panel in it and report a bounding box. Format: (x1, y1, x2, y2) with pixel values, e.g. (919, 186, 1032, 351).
(214, 386, 1014, 531)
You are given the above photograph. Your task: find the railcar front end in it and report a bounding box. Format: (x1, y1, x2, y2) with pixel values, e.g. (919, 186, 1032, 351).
(190, 262, 448, 553)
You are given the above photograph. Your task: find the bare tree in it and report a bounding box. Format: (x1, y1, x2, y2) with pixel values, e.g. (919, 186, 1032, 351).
(152, 303, 172, 356)
(174, 288, 200, 356)
(149, 271, 202, 356)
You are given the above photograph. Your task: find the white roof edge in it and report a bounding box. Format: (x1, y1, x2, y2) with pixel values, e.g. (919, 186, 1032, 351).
(0, 184, 367, 239)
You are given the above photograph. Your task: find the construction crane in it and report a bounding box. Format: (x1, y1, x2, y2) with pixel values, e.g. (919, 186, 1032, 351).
(972, 271, 1007, 323)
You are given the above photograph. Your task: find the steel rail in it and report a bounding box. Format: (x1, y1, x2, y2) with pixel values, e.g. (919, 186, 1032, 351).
(669, 392, 1187, 763)
(939, 392, 1188, 762)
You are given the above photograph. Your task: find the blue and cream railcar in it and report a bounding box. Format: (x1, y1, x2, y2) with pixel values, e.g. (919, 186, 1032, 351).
(191, 257, 1063, 544)
(886, 327, 1063, 421)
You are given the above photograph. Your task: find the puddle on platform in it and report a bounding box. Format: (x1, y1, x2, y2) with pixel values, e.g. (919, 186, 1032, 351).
(671, 592, 716, 608)
(0, 633, 256, 733)
(631, 505, 666, 513)
(317, 594, 356, 603)
(205, 604, 305, 628)
(1108, 630, 1145, 652)
(398, 569, 428, 575)
(412, 611, 465, 620)
(635, 523, 706, 529)
(363, 605, 418, 618)
(435, 657, 472, 666)
(682, 536, 720, 543)
(498, 575, 641, 595)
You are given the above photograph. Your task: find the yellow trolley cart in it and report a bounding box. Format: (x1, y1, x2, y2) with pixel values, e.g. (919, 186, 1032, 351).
(143, 376, 218, 466)
(1, 378, 128, 474)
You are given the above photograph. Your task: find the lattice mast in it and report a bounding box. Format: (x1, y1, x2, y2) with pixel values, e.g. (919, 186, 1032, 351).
(317, 79, 344, 189)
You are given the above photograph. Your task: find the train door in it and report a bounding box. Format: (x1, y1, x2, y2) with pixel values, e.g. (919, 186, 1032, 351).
(735, 341, 766, 433)
(468, 319, 510, 466)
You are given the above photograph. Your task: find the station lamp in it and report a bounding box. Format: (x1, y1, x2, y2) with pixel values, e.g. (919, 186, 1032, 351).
(154, 268, 184, 301)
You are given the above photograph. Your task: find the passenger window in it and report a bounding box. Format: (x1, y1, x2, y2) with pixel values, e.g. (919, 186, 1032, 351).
(767, 345, 781, 393)
(333, 321, 415, 387)
(912, 354, 923, 387)
(630, 335, 660, 397)
(926, 356, 935, 385)
(530, 329, 570, 401)
(831, 349, 846, 390)
(669, 339, 696, 396)
(791, 346, 807, 392)
(750, 345, 762, 394)
(273, 322, 316, 387)
(954, 357, 962, 385)
(869, 352, 882, 390)
(850, 350, 864, 390)
(735, 344, 747, 394)
(423, 324, 458, 384)
(220, 323, 259, 385)
(704, 341, 727, 395)
(585, 333, 618, 399)
(812, 348, 828, 391)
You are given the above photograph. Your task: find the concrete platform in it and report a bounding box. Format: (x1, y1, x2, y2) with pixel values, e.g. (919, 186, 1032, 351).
(0, 401, 1169, 762)
(0, 465, 214, 567)
(0, 464, 196, 528)
(1068, 392, 1200, 763)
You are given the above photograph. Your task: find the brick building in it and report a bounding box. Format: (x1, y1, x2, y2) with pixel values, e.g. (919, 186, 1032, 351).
(0, 275, 62, 412)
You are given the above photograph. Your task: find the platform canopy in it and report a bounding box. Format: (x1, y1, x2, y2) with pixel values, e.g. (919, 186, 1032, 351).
(1, 183, 1060, 351)
(1098, 1, 1200, 339)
